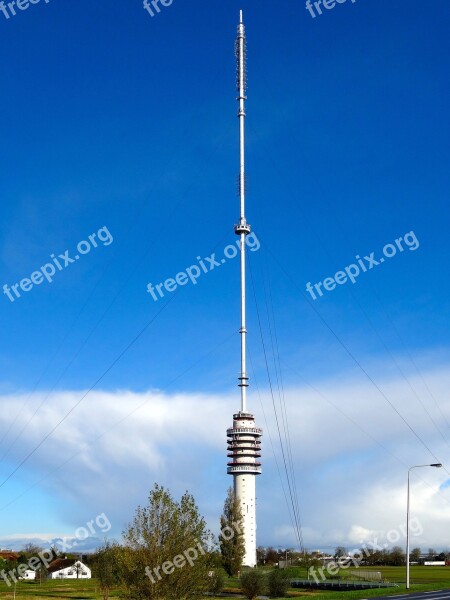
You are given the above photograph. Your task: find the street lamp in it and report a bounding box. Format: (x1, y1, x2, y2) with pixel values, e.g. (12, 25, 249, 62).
(406, 463, 442, 589)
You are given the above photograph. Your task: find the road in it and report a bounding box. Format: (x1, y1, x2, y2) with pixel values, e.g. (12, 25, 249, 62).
(360, 590, 450, 600)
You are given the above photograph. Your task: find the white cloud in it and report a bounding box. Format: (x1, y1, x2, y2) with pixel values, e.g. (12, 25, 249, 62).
(0, 533, 69, 541)
(0, 359, 449, 552)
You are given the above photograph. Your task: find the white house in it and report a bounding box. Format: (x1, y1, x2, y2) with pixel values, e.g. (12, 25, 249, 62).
(20, 570, 36, 580)
(47, 559, 91, 579)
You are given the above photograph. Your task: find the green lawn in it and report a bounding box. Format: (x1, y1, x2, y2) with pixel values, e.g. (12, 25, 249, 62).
(282, 566, 450, 600)
(277, 565, 450, 585)
(0, 567, 448, 600)
(360, 566, 450, 584)
(225, 566, 450, 599)
(283, 583, 449, 600)
(0, 579, 114, 600)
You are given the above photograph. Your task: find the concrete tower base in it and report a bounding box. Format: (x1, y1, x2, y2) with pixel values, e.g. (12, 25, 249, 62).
(227, 411, 262, 567)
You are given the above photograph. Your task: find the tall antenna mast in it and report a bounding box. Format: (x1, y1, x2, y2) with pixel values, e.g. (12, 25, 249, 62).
(227, 11, 262, 569)
(235, 8, 251, 413)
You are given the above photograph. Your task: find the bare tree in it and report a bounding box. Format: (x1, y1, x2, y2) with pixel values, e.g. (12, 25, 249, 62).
(22, 544, 43, 556)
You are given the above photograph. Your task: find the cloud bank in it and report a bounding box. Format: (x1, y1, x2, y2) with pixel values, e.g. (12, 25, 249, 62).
(0, 359, 449, 552)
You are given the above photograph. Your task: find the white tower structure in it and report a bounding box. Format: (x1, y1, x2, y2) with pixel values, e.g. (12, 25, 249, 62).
(226, 10, 262, 569)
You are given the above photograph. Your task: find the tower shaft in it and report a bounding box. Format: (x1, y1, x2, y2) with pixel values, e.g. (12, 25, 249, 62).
(235, 9, 250, 412)
(227, 10, 262, 569)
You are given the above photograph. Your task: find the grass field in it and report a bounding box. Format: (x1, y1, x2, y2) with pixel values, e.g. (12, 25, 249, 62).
(0, 567, 449, 600)
(0, 580, 114, 600)
(355, 566, 450, 584)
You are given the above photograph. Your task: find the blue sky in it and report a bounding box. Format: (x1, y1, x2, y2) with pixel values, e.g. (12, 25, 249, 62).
(0, 0, 449, 552)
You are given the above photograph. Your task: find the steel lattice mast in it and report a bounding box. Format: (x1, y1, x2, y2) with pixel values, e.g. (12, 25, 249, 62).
(226, 10, 262, 569)
(235, 8, 250, 412)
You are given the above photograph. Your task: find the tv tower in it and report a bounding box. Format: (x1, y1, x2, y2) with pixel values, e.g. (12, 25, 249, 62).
(226, 10, 262, 569)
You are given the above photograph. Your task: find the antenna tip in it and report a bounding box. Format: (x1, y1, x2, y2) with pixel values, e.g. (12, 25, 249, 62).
(239, 9, 243, 23)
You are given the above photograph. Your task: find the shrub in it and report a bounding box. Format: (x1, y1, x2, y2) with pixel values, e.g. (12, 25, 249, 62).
(267, 568, 290, 598)
(240, 570, 266, 600)
(207, 569, 225, 595)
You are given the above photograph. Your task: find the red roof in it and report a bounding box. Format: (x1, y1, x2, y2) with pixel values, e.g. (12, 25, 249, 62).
(0, 552, 20, 561)
(47, 559, 78, 574)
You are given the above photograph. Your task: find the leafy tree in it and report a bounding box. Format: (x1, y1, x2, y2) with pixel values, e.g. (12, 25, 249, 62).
(256, 547, 266, 565)
(92, 541, 121, 600)
(362, 546, 387, 566)
(0, 559, 18, 580)
(206, 550, 222, 568)
(288, 550, 302, 564)
(265, 547, 279, 566)
(267, 568, 290, 598)
(334, 546, 347, 559)
(389, 546, 405, 566)
(17, 553, 28, 567)
(240, 570, 266, 600)
(219, 487, 245, 577)
(298, 552, 320, 571)
(410, 548, 421, 563)
(119, 484, 213, 600)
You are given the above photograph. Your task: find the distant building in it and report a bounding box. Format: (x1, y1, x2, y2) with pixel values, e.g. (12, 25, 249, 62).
(47, 559, 91, 579)
(20, 570, 36, 580)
